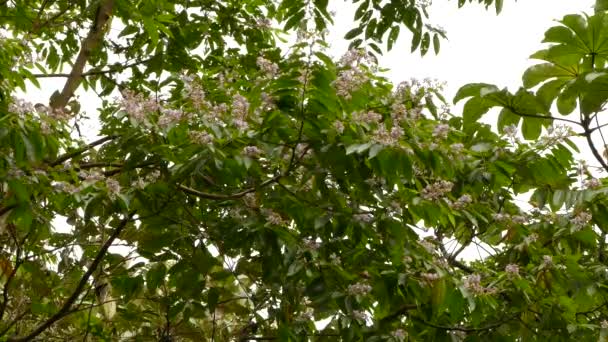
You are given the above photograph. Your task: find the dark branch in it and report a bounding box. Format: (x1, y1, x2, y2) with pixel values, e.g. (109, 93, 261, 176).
(505, 105, 583, 127)
(8, 212, 134, 342)
(49, 135, 118, 166)
(32, 58, 153, 79)
(583, 126, 608, 173)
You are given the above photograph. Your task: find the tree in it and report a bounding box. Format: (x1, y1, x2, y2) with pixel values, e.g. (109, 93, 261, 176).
(1, 0, 607, 341)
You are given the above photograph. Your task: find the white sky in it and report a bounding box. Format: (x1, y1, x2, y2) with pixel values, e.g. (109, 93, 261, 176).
(330, 0, 596, 100)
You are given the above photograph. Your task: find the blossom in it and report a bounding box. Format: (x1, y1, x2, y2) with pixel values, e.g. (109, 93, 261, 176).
(503, 124, 518, 138)
(352, 310, 368, 321)
(571, 211, 592, 230)
(505, 264, 519, 277)
(256, 56, 279, 78)
(420, 239, 435, 253)
(354, 213, 374, 224)
(392, 329, 407, 340)
(347, 283, 372, 296)
(333, 120, 345, 134)
(584, 178, 601, 189)
(432, 123, 450, 139)
(541, 255, 553, 268)
(451, 194, 472, 210)
(158, 108, 185, 128)
(353, 111, 383, 125)
(106, 178, 121, 199)
(118, 90, 158, 125)
(421, 180, 453, 201)
(303, 239, 321, 251)
(601, 320, 608, 329)
(450, 143, 465, 153)
(243, 145, 263, 157)
(463, 274, 484, 294)
(189, 131, 213, 145)
(262, 209, 285, 225)
(329, 253, 341, 265)
(421, 273, 440, 281)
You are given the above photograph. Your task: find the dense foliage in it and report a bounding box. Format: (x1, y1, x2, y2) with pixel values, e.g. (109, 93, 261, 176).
(2, 0, 608, 341)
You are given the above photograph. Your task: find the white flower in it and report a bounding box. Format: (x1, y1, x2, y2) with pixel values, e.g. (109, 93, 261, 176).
(421, 273, 440, 281)
(503, 124, 518, 138)
(463, 274, 484, 294)
(542, 255, 553, 268)
(571, 211, 592, 230)
(432, 123, 450, 139)
(352, 310, 368, 321)
(421, 180, 453, 201)
(243, 145, 263, 157)
(450, 143, 465, 153)
(505, 264, 519, 277)
(106, 178, 121, 199)
(451, 194, 472, 210)
(354, 213, 374, 224)
(256, 56, 279, 78)
(262, 209, 284, 226)
(189, 131, 213, 145)
(392, 329, 407, 340)
(347, 283, 372, 296)
(584, 178, 601, 189)
(333, 120, 345, 134)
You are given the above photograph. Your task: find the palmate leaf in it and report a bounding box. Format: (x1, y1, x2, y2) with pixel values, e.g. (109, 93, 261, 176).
(522, 12, 608, 114)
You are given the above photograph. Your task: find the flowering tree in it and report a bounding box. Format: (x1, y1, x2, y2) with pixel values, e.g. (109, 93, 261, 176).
(1, 0, 608, 341)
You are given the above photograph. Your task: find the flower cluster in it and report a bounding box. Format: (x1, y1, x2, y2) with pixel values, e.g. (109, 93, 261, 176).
(352, 310, 368, 322)
(106, 178, 121, 199)
(354, 213, 374, 224)
(231, 94, 251, 130)
(571, 211, 592, 230)
(505, 264, 519, 277)
(333, 69, 369, 99)
(347, 282, 372, 296)
(353, 111, 383, 125)
(537, 125, 574, 148)
(450, 194, 472, 210)
(119, 90, 159, 126)
(243, 145, 263, 158)
(189, 131, 213, 145)
(256, 56, 279, 78)
(421, 272, 441, 281)
(463, 274, 485, 295)
(370, 125, 403, 146)
(303, 238, 321, 251)
(432, 123, 450, 139)
(584, 178, 601, 189)
(421, 180, 453, 201)
(262, 208, 286, 226)
(158, 108, 187, 128)
(333, 49, 372, 99)
(333, 120, 345, 134)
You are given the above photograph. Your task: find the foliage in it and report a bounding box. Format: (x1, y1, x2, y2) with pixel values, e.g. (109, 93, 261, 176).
(1, 0, 608, 341)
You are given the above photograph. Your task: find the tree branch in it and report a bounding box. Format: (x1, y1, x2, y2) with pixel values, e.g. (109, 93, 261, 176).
(48, 135, 118, 166)
(33, 58, 153, 79)
(583, 126, 608, 173)
(8, 212, 134, 342)
(505, 105, 583, 127)
(49, 0, 115, 111)
(179, 174, 281, 201)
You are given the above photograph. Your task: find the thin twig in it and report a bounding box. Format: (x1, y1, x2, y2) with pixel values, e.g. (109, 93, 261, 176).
(8, 212, 135, 342)
(49, 135, 118, 166)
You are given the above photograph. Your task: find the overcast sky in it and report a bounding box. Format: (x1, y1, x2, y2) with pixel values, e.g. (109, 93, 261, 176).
(330, 0, 596, 100)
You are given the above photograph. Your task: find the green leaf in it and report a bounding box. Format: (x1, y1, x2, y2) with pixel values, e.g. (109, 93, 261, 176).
(453, 83, 498, 104)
